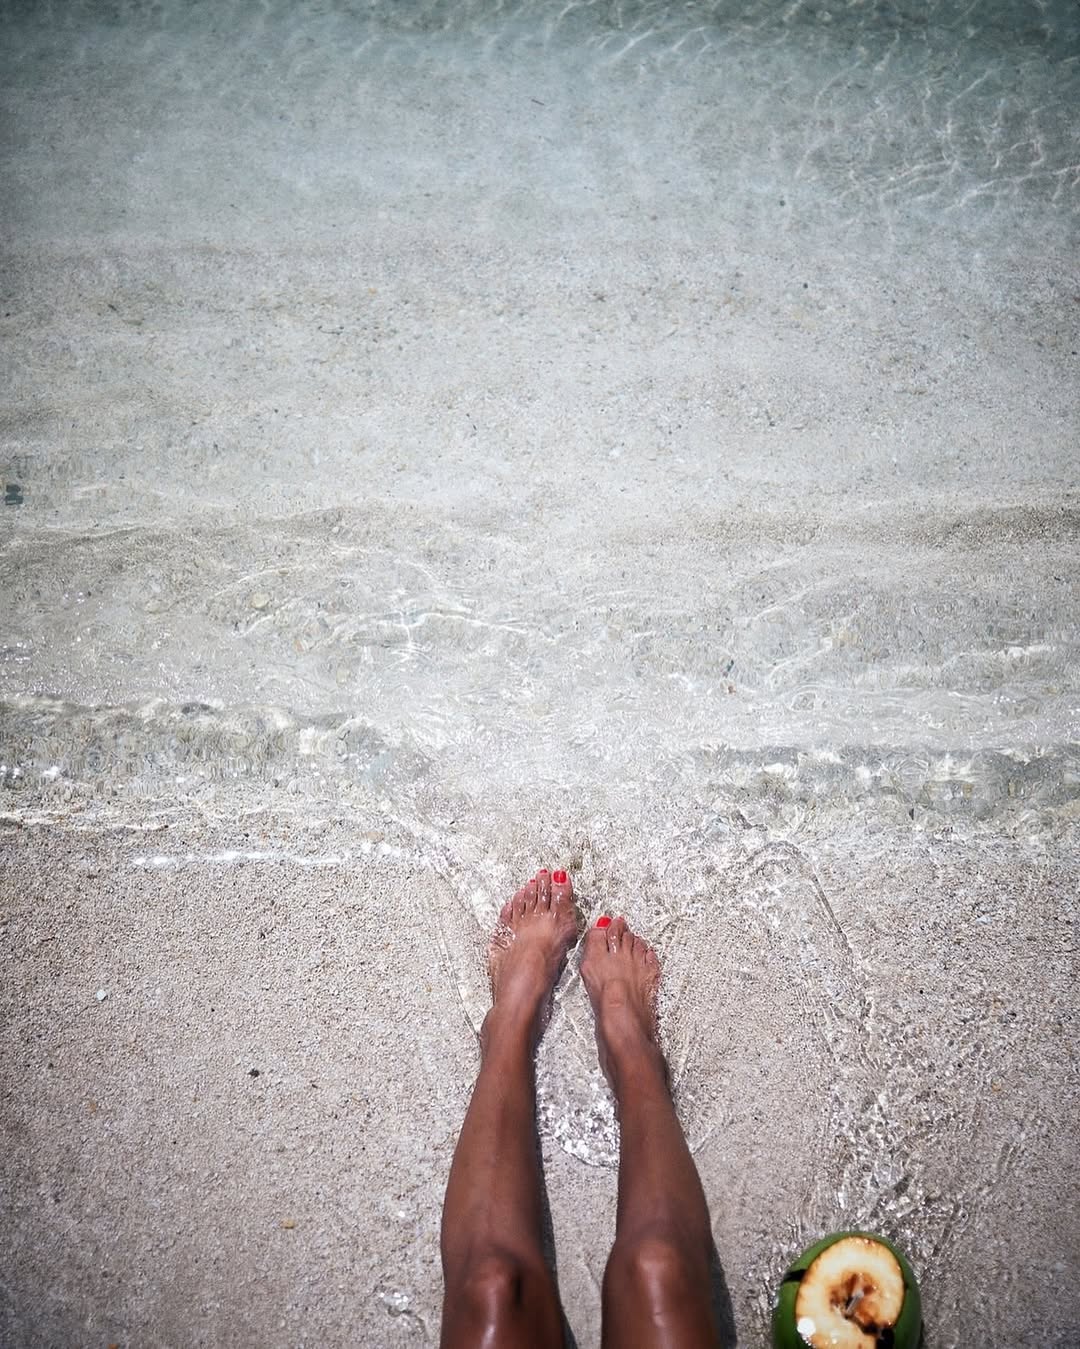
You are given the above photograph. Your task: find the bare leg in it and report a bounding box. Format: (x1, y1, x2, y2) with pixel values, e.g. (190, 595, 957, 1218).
(439, 869, 578, 1349)
(581, 917, 721, 1349)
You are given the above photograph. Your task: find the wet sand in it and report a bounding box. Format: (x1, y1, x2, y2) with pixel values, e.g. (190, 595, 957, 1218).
(2, 821, 1077, 1345)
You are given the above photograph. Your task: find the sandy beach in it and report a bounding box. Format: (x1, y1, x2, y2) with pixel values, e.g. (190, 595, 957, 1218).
(2, 1, 1078, 1344)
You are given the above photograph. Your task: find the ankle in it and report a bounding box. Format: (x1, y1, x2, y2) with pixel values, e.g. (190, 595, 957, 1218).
(480, 1002, 540, 1059)
(596, 985, 658, 1051)
(598, 1012, 669, 1101)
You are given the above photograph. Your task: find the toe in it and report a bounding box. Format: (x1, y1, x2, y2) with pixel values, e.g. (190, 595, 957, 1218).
(513, 885, 530, 919)
(498, 897, 515, 927)
(521, 878, 539, 914)
(536, 869, 552, 909)
(583, 923, 610, 962)
(609, 916, 628, 949)
(551, 869, 573, 908)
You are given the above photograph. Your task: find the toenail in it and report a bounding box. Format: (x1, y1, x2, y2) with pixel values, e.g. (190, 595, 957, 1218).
(539, 868, 549, 875)
(553, 870, 568, 884)
(596, 916, 611, 929)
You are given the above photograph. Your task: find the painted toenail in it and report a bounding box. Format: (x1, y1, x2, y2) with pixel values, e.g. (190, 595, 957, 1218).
(553, 870, 567, 884)
(539, 868, 549, 875)
(596, 916, 611, 929)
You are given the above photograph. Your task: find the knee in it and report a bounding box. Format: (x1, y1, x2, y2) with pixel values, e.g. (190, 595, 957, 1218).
(449, 1247, 558, 1329)
(455, 1250, 529, 1315)
(605, 1228, 706, 1303)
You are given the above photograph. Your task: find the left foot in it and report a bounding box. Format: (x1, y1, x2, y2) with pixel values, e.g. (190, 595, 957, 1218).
(485, 870, 579, 1050)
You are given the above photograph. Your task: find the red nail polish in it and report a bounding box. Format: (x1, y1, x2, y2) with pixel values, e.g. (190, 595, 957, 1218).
(553, 870, 568, 884)
(596, 916, 611, 929)
(539, 868, 549, 875)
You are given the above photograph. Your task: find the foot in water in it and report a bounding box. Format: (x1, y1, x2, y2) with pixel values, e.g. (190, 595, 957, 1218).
(485, 869, 579, 1051)
(579, 915, 666, 1097)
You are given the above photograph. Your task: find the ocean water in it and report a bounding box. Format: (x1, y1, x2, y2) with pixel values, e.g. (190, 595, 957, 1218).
(1, 0, 1078, 1344)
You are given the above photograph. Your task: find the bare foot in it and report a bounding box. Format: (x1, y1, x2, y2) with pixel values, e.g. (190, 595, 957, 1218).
(484, 869, 579, 1051)
(579, 915, 665, 1096)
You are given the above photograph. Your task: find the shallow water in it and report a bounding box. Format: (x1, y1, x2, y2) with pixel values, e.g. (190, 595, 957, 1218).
(1, 0, 1078, 1344)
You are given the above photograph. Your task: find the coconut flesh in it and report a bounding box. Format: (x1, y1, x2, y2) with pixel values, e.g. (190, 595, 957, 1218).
(793, 1235, 906, 1348)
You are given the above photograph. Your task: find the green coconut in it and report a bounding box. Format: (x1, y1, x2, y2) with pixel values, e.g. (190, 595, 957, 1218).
(772, 1231, 922, 1349)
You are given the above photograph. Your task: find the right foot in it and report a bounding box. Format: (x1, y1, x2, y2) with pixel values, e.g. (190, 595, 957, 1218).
(579, 916, 665, 1095)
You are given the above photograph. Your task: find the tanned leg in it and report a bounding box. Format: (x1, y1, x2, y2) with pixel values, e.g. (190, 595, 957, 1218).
(439, 869, 578, 1349)
(581, 916, 721, 1349)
